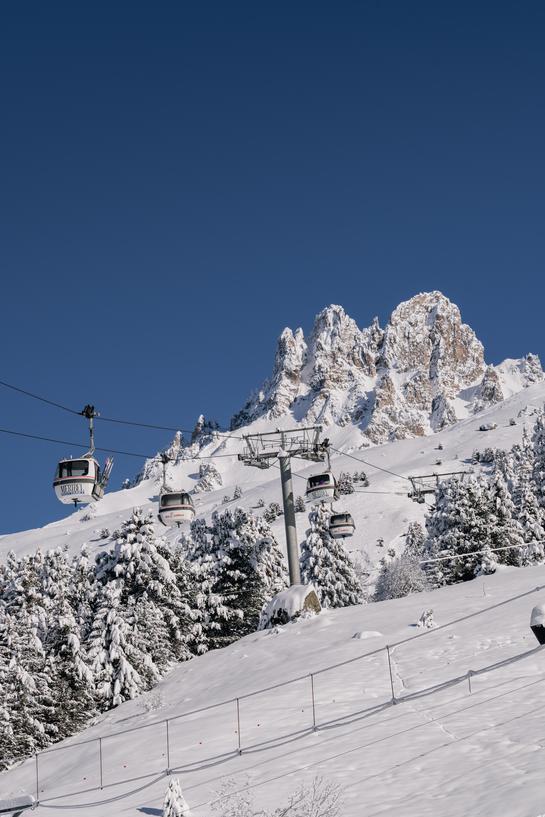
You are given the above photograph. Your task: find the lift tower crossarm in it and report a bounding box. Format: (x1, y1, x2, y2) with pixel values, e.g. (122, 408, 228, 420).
(238, 426, 329, 586)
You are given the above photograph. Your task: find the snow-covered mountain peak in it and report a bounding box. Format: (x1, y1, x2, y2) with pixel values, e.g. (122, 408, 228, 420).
(231, 291, 543, 442)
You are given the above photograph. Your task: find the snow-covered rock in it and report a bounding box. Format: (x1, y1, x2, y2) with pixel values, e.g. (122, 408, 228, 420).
(259, 584, 321, 629)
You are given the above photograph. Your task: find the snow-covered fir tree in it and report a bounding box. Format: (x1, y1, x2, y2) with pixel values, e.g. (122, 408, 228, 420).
(163, 777, 192, 816)
(403, 521, 426, 559)
(300, 503, 363, 608)
(187, 508, 287, 648)
(87, 582, 148, 708)
(424, 476, 497, 585)
(263, 502, 282, 523)
(487, 471, 525, 567)
(294, 495, 306, 513)
(532, 406, 545, 512)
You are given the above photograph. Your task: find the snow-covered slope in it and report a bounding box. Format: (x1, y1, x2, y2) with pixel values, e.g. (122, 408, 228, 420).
(3, 561, 545, 816)
(3, 292, 545, 816)
(3, 378, 545, 574)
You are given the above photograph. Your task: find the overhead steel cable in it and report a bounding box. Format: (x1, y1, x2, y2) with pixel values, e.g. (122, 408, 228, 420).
(273, 458, 406, 497)
(0, 377, 81, 415)
(329, 445, 411, 482)
(0, 376, 242, 439)
(0, 426, 238, 461)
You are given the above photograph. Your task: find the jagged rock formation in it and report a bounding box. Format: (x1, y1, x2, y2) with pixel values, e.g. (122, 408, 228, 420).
(472, 366, 504, 414)
(193, 462, 222, 493)
(231, 292, 543, 443)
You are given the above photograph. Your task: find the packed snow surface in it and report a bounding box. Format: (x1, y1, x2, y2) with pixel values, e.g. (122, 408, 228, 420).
(3, 565, 545, 816)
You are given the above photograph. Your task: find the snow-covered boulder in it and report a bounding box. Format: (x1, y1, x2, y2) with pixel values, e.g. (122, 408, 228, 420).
(259, 584, 321, 629)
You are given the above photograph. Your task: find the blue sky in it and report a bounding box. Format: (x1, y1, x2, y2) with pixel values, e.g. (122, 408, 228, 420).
(1, 0, 544, 533)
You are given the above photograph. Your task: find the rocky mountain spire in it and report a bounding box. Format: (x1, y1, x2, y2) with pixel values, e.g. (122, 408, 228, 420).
(230, 292, 543, 443)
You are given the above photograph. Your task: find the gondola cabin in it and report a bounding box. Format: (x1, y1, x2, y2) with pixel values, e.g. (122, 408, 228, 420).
(53, 456, 103, 505)
(329, 512, 355, 539)
(305, 471, 336, 504)
(158, 491, 196, 527)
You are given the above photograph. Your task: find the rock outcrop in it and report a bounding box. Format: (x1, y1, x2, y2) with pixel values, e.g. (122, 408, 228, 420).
(231, 291, 543, 443)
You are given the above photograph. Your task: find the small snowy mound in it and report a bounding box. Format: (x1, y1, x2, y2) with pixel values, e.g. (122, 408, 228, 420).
(352, 630, 382, 640)
(259, 584, 321, 629)
(417, 609, 436, 629)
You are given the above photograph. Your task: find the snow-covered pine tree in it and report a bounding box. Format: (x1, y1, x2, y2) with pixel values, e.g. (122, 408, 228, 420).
(516, 465, 545, 563)
(95, 508, 194, 662)
(187, 508, 281, 647)
(46, 589, 96, 739)
(163, 777, 191, 816)
(403, 521, 426, 559)
(87, 582, 148, 708)
(1, 604, 58, 761)
(263, 502, 282, 523)
(300, 503, 363, 608)
(487, 471, 525, 567)
(493, 448, 517, 494)
(424, 475, 496, 585)
(233, 508, 288, 598)
(294, 495, 306, 513)
(233, 485, 242, 500)
(70, 544, 96, 640)
(532, 407, 545, 512)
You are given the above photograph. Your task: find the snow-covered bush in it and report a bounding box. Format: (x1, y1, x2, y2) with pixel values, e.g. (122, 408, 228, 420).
(373, 554, 429, 601)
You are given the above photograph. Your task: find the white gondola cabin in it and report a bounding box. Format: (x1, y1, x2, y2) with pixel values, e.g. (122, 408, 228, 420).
(53, 455, 103, 505)
(305, 471, 336, 504)
(53, 405, 113, 507)
(329, 512, 355, 539)
(158, 491, 196, 527)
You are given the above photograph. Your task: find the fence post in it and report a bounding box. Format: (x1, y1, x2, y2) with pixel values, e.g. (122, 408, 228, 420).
(467, 669, 473, 695)
(35, 753, 39, 802)
(165, 719, 171, 773)
(386, 645, 397, 704)
(99, 737, 103, 789)
(310, 674, 317, 732)
(236, 698, 242, 755)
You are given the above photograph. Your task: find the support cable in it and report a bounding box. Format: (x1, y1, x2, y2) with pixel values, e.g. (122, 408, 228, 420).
(329, 445, 411, 482)
(0, 426, 237, 461)
(0, 377, 241, 439)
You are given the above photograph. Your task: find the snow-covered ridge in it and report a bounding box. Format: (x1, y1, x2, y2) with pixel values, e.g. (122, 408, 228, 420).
(231, 291, 543, 443)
